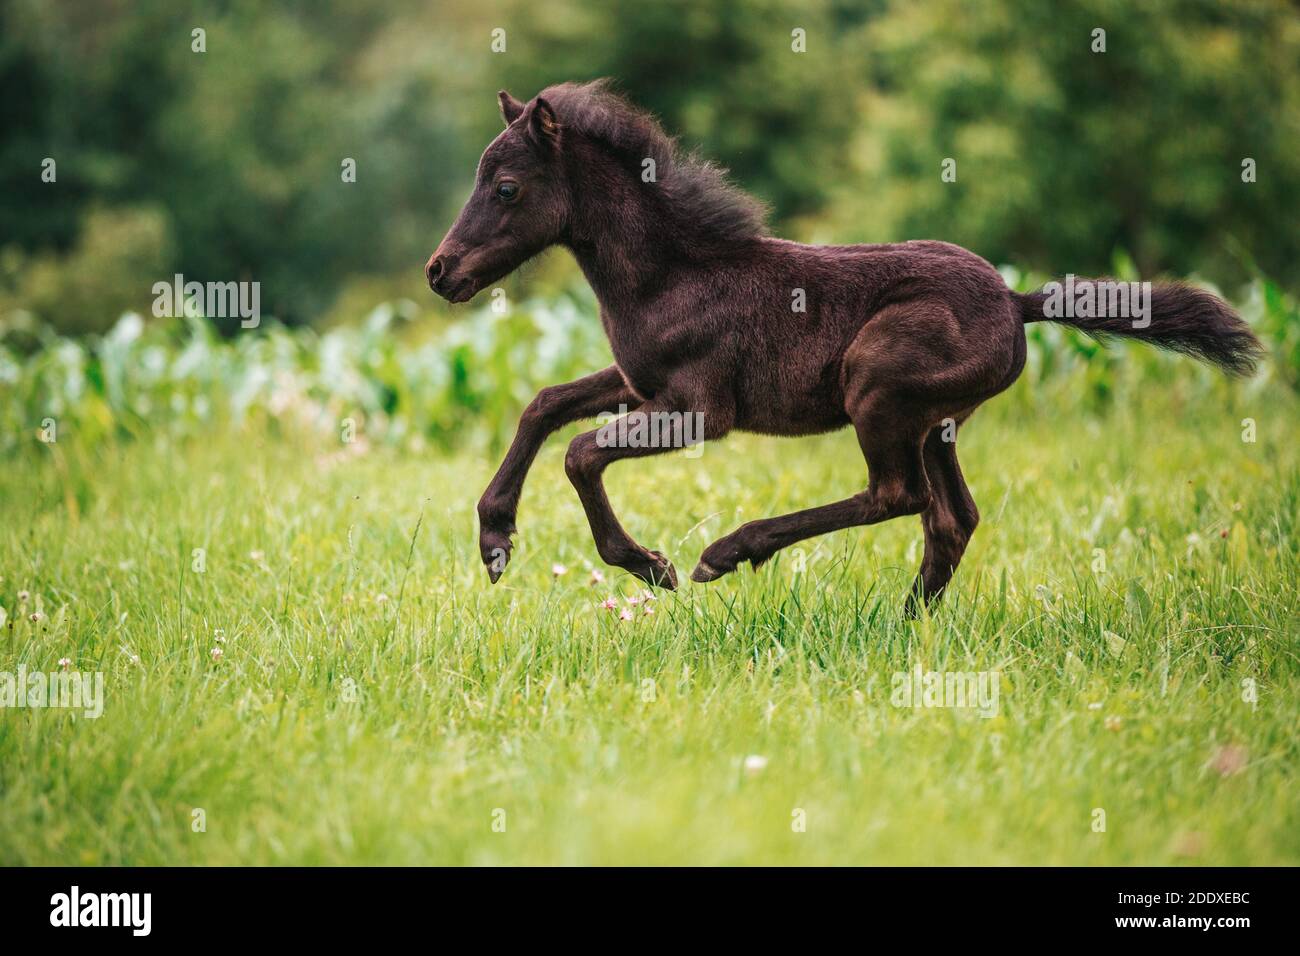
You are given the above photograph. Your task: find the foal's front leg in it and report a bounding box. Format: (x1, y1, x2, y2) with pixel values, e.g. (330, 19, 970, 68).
(477, 366, 635, 582)
(564, 397, 730, 589)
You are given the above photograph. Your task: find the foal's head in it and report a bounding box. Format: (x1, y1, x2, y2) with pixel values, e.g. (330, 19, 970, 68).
(425, 91, 568, 302)
(426, 81, 766, 303)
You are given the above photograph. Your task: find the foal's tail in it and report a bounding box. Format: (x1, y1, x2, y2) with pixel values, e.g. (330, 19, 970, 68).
(1014, 279, 1264, 376)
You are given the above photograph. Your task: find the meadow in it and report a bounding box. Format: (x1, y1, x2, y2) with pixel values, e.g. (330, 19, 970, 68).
(1, 282, 1297, 865)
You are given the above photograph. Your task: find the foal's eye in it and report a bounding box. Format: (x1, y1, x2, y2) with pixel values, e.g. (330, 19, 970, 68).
(496, 182, 519, 202)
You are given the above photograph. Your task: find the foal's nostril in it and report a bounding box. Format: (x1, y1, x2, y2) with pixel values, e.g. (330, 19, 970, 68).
(425, 256, 445, 290)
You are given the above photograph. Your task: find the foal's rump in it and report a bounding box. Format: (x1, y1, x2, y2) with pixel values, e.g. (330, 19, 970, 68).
(841, 293, 1024, 424)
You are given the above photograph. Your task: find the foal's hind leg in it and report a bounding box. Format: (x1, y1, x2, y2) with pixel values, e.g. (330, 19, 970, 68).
(903, 422, 980, 616)
(691, 390, 933, 581)
(692, 297, 1009, 587)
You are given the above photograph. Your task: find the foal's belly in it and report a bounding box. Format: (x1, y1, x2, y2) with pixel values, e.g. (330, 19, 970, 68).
(735, 405, 852, 437)
(732, 369, 852, 437)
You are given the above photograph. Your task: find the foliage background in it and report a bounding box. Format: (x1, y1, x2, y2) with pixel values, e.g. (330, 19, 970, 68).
(2, 0, 1298, 335)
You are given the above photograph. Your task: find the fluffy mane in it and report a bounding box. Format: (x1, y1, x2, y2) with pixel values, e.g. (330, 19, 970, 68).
(538, 80, 768, 241)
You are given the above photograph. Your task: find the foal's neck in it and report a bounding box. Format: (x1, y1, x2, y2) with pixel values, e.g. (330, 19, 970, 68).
(562, 146, 736, 314)
(565, 213, 662, 309)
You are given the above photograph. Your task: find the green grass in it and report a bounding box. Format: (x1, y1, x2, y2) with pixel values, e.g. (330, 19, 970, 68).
(1, 367, 1297, 865)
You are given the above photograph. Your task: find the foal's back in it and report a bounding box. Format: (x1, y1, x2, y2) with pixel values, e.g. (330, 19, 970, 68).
(701, 236, 1022, 436)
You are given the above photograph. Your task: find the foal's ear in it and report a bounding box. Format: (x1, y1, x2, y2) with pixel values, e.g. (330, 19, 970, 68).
(498, 90, 525, 126)
(526, 97, 561, 148)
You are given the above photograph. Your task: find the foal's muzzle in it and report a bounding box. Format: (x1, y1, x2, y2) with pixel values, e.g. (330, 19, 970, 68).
(425, 253, 452, 292)
(425, 251, 476, 302)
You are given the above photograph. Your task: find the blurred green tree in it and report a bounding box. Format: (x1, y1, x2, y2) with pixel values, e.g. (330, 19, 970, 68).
(1, 0, 473, 329)
(836, 0, 1300, 286)
(1, 0, 1296, 335)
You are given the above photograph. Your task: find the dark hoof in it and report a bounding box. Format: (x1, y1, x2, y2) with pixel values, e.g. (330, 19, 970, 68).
(903, 584, 941, 618)
(693, 532, 748, 583)
(479, 528, 514, 584)
(628, 550, 677, 590)
(689, 560, 726, 583)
